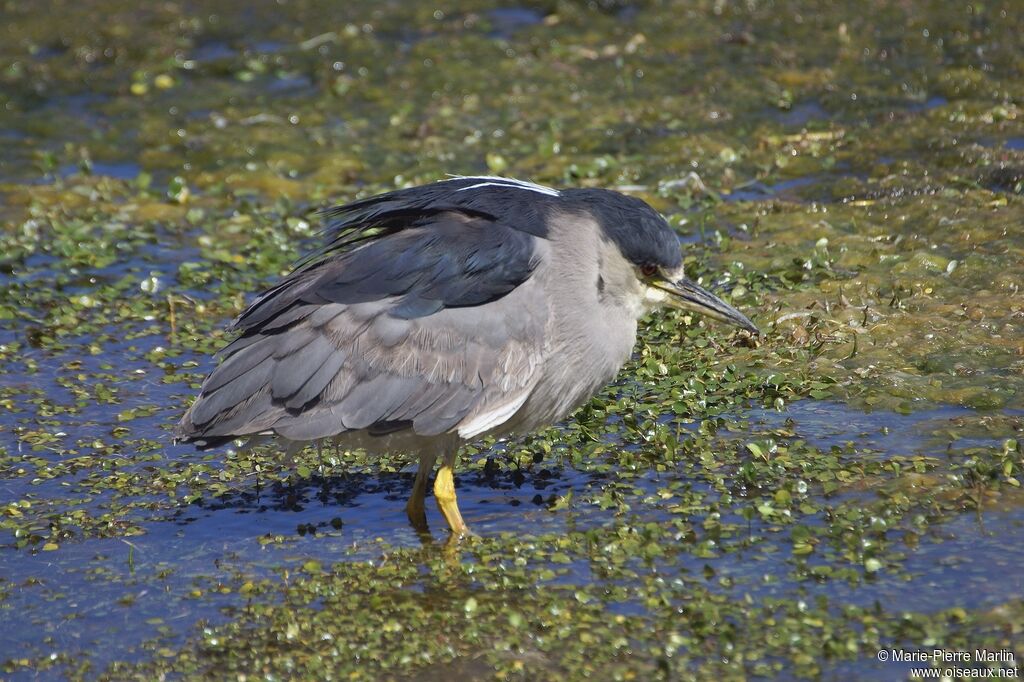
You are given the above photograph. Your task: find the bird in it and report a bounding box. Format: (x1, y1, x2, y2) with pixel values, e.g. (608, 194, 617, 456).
(174, 175, 758, 537)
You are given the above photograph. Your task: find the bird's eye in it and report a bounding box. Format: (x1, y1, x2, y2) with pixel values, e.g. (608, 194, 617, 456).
(639, 264, 658, 278)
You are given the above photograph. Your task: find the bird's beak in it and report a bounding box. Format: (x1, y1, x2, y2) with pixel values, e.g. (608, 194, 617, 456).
(651, 278, 759, 334)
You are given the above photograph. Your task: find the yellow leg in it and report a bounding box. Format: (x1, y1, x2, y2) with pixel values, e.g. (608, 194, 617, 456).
(433, 451, 468, 536)
(406, 452, 436, 532)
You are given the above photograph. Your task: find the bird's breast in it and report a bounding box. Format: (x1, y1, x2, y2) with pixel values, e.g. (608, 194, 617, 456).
(509, 301, 638, 432)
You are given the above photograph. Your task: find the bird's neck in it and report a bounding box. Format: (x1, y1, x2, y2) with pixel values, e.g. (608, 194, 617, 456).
(532, 213, 644, 416)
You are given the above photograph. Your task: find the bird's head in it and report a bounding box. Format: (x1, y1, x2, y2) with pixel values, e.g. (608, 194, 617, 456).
(579, 189, 759, 334)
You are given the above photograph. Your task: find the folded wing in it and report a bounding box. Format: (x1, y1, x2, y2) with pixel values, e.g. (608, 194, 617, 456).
(175, 208, 549, 448)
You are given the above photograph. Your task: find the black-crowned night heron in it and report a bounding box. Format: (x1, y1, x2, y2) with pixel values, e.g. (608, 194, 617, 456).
(175, 176, 757, 536)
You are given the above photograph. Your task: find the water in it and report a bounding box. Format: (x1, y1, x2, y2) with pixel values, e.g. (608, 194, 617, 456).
(1, 1, 1022, 678)
(485, 8, 546, 39)
(2, 348, 1020, 672)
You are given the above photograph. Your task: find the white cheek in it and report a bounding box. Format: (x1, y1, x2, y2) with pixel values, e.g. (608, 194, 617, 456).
(643, 285, 670, 308)
(614, 282, 653, 319)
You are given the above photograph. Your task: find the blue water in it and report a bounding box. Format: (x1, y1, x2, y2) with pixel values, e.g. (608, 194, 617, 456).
(723, 174, 834, 203)
(56, 161, 142, 180)
(2, 330, 1021, 673)
(486, 8, 545, 39)
(2, 233, 1022, 673)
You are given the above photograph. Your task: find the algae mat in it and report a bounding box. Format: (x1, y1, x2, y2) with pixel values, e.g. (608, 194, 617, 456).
(0, 0, 1022, 679)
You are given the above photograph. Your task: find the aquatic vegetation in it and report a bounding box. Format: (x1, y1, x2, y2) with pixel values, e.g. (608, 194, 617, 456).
(0, 0, 1021, 679)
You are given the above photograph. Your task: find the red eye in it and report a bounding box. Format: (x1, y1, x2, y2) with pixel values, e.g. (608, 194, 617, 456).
(640, 264, 658, 277)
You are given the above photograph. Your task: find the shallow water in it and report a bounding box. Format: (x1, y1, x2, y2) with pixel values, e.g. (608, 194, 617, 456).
(2, 397, 1020, 676)
(1, 0, 1022, 679)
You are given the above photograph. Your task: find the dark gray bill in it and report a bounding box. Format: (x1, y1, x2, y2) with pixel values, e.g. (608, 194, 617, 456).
(655, 278, 759, 334)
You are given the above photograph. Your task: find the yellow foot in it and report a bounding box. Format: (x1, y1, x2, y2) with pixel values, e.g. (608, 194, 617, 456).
(433, 464, 469, 536)
(405, 494, 429, 534)
(406, 452, 436, 536)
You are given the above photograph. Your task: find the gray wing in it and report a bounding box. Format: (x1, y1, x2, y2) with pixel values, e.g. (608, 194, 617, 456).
(175, 211, 549, 448)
